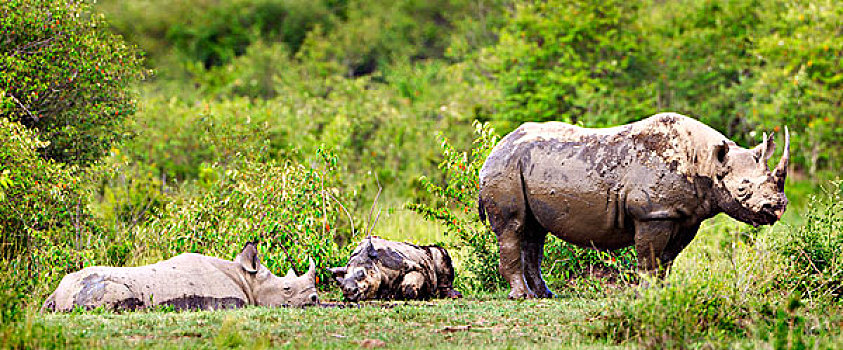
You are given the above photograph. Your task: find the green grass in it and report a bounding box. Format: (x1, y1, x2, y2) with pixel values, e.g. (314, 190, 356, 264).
(9, 183, 841, 349)
(26, 296, 622, 349)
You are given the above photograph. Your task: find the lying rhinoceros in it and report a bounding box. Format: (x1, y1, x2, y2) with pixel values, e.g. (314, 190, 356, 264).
(41, 242, 318, 312)
(479, 113, 790, 298)
(329, 237, 462, 301)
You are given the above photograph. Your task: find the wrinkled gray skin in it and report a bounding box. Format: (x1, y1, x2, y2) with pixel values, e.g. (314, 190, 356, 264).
(329, 237, 463, 301)
(479, 113, 790, 298)
(41, 243, 319, 312)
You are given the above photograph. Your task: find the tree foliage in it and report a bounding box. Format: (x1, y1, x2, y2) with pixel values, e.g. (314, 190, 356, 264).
(484, 0, 646, 128)
(0, 0, 144, 165)
(482, 0, 841, 175)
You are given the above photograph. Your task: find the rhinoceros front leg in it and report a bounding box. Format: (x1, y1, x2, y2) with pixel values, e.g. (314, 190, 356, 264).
(633, 220, 677, 280)
(521, 231, 553, 298)
(660, 223, 700, 272)
(399, 271, 427, 300)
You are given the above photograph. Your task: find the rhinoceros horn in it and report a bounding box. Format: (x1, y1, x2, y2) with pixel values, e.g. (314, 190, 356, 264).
(306, 258, 317, 283)
(774, 126, 790, 190)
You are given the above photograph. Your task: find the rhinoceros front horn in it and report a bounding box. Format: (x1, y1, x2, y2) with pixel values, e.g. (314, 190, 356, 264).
(306, 258, 317, 284)
(774, 126, 790, 190)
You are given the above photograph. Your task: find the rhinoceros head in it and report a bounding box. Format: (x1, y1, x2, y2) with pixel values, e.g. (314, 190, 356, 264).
(236, 243, 319, 307)
(329, 239, 383, 302)
(712, 127, 790, 226)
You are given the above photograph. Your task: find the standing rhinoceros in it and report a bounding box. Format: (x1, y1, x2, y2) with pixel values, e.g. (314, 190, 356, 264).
(41, 242, 319, 312)
(329, 237, 462, 301)
(479, 113, 790, 298)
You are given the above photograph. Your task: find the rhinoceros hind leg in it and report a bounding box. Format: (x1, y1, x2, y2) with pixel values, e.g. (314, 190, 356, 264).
(497, 220, 535, 299)
(522, 230, 554, 298)
(481, 168, 534, 298)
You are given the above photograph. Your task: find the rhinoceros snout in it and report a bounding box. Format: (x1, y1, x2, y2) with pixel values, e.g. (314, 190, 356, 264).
(757, 200, 787, 225)
(342, 286, 362, 302)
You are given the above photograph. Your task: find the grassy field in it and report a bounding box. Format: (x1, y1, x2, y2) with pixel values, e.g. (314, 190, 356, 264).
(11, 207, 840, 349)
(26, 296, 619, 349)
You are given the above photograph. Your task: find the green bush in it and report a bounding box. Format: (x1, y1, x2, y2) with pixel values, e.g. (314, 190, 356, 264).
(593, 181, 843, 348)
(0, 0, 144, 165)
(297, 0, 501, 77)
(128, 150, 359, 284)
(165, 0, 333, 68)
(481, 0, 648, 131)
(122, 74, 453, 201)
(88, 154, 170, 238)
(774, 180, 842, 301)
(0, 118, 113, 308)
(0, 118, 90, 263)
(408, 121, 505, 291)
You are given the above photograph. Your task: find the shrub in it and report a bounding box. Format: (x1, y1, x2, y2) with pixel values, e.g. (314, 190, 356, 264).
(481, 0, 648, 131)
(129, 150, 359, 284)
(297, 0, 496, 78)
(122, 74, 451, 200)
(165, 0, 333, 68)
(0, 0, 145, 165)
(774, 180, 842, 301)
(408, 121, 505, 291)
(593, 181, 843, 348)
(0, 118, 112, 308)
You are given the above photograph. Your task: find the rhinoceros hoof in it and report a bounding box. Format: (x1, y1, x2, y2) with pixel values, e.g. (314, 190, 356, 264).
(534, 289, 554, 299)
(507, 290, 537, 299)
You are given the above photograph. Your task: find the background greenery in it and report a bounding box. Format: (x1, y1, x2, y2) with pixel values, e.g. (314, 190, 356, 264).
(1, 0, 841, 348)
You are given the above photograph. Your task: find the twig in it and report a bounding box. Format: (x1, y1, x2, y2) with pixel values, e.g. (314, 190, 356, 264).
(798, 248, 822, 274)
(7, 93, 37, 122)
(319, 171, 328, 236)
(326, 191, 355, 237)
(271, 226, 301, 276)
(365, 175, 382, 237)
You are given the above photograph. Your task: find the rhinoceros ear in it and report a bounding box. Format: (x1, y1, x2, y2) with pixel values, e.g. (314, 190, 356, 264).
(237, 242, 260, 274)
(328, 266, 347, 283)
(714, 141, 729, 164)
(363, 238, 378, 259)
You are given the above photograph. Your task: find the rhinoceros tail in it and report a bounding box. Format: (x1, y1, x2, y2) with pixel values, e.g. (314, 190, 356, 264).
(478, 194, 487, 224)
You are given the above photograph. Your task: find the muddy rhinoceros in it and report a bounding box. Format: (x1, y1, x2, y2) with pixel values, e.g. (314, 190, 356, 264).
(328, 237, 462, 301)
(41, 242, 319, 312)
(478, 113, 790, 298)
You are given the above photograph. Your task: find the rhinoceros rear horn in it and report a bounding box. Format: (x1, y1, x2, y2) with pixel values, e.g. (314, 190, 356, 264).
(755, 131, 776, 163)
(774, 126, 790, 189)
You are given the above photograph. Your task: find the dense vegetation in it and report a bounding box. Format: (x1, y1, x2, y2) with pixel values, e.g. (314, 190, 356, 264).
(1, 0, 841, 347)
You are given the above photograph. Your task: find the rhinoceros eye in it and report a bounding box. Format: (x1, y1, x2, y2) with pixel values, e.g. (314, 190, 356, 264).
(354, 269, 366, 281)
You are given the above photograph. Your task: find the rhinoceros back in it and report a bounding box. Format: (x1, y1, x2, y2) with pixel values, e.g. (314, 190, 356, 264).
(48, 254, 249, 311)
(479, 113, 728, 250)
